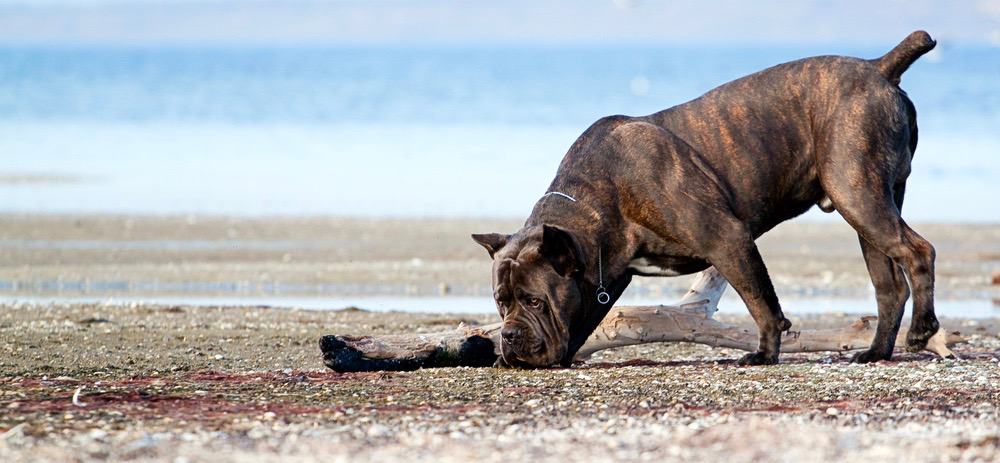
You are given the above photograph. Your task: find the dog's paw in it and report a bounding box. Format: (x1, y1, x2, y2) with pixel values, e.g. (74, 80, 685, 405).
(737, 351, 779, 366)
(905, 318, 941, 353)
(850, 349, 891, 364)
(493, 356, 514, 369)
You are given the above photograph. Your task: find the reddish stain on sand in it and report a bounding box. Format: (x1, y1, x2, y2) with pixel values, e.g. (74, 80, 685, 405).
(8, 389, 330, 418)
(3, 370, 488, 422)
(185, 369, 388, 383)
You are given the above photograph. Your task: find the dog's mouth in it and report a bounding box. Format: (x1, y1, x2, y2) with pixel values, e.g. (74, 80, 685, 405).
(500, 335, 564, 368)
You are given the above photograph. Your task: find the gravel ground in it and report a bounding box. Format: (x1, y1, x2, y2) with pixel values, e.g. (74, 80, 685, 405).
(2, 303, 999, 462)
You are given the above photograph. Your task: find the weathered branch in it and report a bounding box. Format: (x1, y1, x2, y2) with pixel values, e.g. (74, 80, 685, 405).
(320, 268, 964, 372)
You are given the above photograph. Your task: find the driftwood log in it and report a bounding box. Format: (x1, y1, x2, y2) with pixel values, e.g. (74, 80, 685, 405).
(320, 268, 963, 372)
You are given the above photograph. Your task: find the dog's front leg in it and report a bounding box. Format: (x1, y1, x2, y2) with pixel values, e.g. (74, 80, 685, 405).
(701, 222, 791, 366)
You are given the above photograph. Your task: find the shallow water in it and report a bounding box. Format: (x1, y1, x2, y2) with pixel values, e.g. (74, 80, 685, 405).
(2, 293, 997, 319)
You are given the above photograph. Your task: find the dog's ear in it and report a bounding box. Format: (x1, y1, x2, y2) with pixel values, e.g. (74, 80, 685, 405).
(471, 233, 509, 259)
(540, 225, 582, 277)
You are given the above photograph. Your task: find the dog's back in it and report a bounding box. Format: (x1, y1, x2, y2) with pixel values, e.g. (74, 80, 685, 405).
(621, 31, 937, 233)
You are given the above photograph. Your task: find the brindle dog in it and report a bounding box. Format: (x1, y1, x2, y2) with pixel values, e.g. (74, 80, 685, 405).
(473, 31, 939, 368)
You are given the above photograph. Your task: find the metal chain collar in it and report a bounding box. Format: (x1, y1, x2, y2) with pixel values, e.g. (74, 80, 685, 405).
(542, 191, 609, 305)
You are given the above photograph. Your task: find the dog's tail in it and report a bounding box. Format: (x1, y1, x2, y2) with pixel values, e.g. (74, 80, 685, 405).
(873, 30, 936, 85)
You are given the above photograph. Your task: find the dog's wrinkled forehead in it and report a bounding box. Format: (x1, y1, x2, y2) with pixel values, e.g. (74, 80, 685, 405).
(492, 232, 547, 299)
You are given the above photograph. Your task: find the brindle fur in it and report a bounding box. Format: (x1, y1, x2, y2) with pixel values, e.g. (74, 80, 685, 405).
(473, 31, 939, 367)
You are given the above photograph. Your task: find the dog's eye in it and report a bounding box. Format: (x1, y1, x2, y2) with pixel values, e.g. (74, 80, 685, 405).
(525, 297, 543, 309)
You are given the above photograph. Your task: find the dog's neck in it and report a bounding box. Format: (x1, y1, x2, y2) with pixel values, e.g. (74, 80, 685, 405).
(526, 189, 636, 288)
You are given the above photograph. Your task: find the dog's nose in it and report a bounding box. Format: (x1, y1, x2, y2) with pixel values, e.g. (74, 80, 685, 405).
(501, 326, 523, 344)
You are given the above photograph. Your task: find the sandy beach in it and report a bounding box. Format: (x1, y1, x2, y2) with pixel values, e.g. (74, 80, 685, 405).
(0, 215, 998, 461)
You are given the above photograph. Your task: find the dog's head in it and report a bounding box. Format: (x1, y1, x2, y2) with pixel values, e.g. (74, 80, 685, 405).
(472, 225, 620, 368)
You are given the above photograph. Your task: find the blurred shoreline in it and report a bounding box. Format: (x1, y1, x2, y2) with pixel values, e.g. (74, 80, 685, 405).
(2, 214, 997, 316)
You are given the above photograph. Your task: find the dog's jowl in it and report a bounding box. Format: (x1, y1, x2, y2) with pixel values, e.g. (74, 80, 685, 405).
(473, 31, 939, 367)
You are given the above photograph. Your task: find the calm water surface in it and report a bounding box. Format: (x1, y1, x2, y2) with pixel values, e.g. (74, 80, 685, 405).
(0, 44, 997, 220)
(2, 294, 997, 318)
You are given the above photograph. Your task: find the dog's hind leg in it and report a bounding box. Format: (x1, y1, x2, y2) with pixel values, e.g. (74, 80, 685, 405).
(851, 186, 911, 363)
(893, 188, 940, 354)
(822, 144, 938, 359)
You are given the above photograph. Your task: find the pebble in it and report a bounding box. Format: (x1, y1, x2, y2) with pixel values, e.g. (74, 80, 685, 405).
(367, 425, 392, 438)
